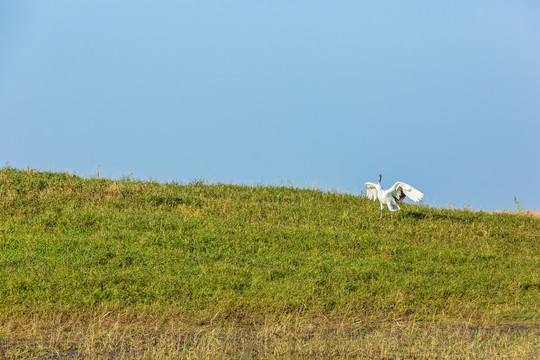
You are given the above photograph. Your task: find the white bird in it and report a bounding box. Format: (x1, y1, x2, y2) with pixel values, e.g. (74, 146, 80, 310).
(365, 174, 424, 219)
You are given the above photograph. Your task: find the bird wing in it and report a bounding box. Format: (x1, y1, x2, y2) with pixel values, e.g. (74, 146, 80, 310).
(388, 182, 424, 203)
(364, 182, 378, 201)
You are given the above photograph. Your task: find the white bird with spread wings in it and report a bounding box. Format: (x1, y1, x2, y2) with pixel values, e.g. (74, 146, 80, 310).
(365, 174, 424, 219)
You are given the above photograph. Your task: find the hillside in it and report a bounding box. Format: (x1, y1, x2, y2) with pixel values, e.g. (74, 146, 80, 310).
(1, 168, 539, 358)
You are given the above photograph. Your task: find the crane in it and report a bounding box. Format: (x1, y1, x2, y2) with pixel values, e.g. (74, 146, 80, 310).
(365, 174, 424, 219)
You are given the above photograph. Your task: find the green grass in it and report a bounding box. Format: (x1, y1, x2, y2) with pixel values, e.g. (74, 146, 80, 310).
(0, 167, 539, 358)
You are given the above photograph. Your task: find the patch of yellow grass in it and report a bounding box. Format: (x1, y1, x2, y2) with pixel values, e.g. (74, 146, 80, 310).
(2, 310, 539, 359)
(488, 209, 540, 218)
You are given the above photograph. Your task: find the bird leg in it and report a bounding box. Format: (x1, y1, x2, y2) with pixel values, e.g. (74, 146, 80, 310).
(390, 212, 393, 220)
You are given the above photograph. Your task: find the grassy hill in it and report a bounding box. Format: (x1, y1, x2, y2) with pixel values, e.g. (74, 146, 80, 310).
(1, 168, 539, 358)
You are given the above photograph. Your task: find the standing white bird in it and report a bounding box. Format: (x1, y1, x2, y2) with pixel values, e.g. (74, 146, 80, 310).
(365, 174, 424, 219)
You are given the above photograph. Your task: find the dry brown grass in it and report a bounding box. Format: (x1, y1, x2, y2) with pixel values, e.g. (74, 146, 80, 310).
(2, 309, 539, 359)
(449, 207, 540, 219)
(493, 209, 540, 218)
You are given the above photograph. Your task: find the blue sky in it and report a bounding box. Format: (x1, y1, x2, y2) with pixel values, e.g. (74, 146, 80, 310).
(1, 1, 539, 211)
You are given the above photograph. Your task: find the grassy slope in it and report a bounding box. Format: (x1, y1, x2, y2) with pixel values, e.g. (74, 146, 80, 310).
(1, 167, 538, 325)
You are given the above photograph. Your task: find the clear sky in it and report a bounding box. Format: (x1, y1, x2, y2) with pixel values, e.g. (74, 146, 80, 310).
(1, 1, 539, 211)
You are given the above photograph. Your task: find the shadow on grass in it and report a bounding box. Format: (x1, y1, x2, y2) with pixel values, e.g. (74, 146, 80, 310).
(404, 211, 473, 223)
